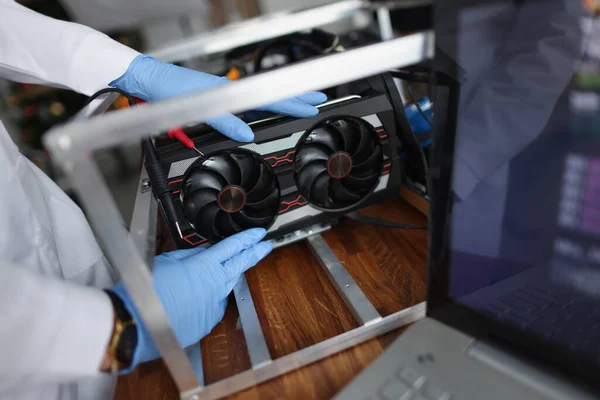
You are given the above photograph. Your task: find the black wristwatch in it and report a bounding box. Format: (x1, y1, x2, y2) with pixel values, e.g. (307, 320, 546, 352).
(103, 290, 138, 373)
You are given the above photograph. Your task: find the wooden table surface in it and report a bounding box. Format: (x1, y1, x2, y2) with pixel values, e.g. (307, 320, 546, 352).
(115, 196, 428, 400)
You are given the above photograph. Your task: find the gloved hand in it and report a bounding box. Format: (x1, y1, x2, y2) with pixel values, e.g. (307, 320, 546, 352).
(109, 228, 272, 372)
(110, 55, 327, 142)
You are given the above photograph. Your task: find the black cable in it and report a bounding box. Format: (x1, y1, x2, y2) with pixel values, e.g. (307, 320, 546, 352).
(141, 139, 181, 232)
(390, 70, 429, 83)
(406, 84, 433, 127)
(86, 88, 182, 235)
(254, 39, 296, 72)
(346, 212, 427, 230)
(83, 88, 136, 107)
(379, 73, 430, 180)
(254, 37, 326, 72)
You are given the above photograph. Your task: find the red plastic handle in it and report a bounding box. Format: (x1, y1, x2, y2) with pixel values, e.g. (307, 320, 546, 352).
(133, 98, 195, 149)
(168, 127, 195, 149)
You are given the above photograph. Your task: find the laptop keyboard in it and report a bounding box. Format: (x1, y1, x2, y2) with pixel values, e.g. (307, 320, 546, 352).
(481, 283, 600, 354)
(371, 365, 451, 400)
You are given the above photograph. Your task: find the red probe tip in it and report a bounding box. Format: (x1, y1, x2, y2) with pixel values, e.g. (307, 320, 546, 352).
(168, 127, 195, 149)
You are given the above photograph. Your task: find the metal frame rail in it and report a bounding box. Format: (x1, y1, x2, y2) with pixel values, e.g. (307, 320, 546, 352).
(44, 4, 433, 398)
(149, 0, 432, 63)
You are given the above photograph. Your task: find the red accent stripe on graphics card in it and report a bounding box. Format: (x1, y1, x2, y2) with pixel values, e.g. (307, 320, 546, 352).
(278, 194, 308, 214)
(183, 233, 207, 246)
(264, 150, 295, 167)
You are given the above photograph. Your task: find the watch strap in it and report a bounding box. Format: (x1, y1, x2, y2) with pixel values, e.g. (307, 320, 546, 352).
(104, 290, 138, 373)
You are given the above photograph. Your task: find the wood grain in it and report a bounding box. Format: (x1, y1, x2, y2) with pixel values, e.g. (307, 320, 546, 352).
(115, 196, 428, 399)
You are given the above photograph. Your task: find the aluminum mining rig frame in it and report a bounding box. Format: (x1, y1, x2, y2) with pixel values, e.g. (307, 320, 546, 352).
(43, 1, 433, 398)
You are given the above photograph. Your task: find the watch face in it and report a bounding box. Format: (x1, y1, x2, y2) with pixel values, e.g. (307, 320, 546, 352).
(116, 324, 138, 366)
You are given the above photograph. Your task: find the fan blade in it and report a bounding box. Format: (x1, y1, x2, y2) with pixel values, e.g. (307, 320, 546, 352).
(309, 172, 332, 207)
(294, 143, 331, 173)
(230, 152, 260, 189)
(330, 179, 362, 203)
(296, 162, 327, 198)
(215, 210, 242, 237)
(352, 123, 375, 164)
(245, 189, 279, 218)
(232, 210, 272, 229)
(246, 163, 275, 203)
(329, 119, 360, 154)
(305, 126, 343, 152)
(181, 189, 218, 221)
(194, 203, 222, 241)
(342, 172, 380, 192)
(184, 169, 226, 193)
(352, 146, 382, 175)
(204, 154, 241, 185)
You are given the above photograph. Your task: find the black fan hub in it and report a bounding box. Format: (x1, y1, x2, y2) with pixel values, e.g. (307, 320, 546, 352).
(327, 152, 353, 179)
(218, 185, 246, 213)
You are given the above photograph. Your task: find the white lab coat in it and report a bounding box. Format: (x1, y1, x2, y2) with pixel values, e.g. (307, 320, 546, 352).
(0, 1, 139, 399)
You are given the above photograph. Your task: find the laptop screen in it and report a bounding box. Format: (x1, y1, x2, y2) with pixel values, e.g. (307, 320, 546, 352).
(431, 0, 600, 385)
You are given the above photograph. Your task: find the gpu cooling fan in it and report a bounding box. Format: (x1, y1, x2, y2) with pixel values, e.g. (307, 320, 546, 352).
(180, 149, 280, 242)
(294, 116, 383, 210)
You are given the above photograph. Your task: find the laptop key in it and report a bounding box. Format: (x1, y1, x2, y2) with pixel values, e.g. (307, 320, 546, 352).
(396, 367, 424, 387)
(499, 311, 529, 328)
(498, 295, 536, 312)
(421, 382, 448, 400)
(378, 378, 412, 400)
(514, 290, 548, 309)
(416, 394, 451, 400)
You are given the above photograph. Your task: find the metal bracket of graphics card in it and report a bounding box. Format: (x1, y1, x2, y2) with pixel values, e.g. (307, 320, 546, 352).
(270, 223, 333, 249)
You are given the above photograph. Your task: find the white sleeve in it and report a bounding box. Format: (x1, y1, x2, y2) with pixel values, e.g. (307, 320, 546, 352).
(0, 0, 140, 95)
(0, 262, 114, 395)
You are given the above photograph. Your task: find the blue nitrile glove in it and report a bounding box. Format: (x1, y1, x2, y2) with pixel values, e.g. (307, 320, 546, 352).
(109, 228, 272, 373)
(110, 55, 327, 142)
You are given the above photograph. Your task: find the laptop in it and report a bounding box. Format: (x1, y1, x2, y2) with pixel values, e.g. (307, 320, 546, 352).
(334, 1, 600, 399)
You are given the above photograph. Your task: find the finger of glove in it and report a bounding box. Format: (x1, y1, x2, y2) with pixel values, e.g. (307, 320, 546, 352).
(203, 228, 267, 264)
(221, 241, 272, 282)
(257, 95, 325, 117)
(205, 113, 254, 142)
(294, 92, 328, 106)
(256, 92, 327, 116)
(179, 246, 208, 260)
(257, 92, 327, 111)
(149, 65, 229, 100)
(159, 247, 205, 261)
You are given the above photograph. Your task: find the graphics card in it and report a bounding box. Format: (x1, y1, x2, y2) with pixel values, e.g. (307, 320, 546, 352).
(151, 94, 402, 248)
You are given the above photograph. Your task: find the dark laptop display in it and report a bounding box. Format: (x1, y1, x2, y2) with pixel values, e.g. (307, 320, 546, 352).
(429, 0, 600, 390)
